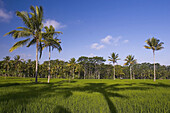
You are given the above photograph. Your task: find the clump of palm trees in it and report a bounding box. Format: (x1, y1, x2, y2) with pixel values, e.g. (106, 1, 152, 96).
(108, 37, 164, 81)
(108, 53, 136, 80)
(4, 6, 62, 83)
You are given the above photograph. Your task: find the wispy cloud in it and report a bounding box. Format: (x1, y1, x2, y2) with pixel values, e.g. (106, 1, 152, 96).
(91, 43, 104, 50)
(0, 0, 12, 22)
(19, 54, 32, 60)
(101, 35, 112, 44)
(89, 53, 95, 57)
(112, 36, 122, 46)
(123, 40, 129, 43)
(44, 19, 66, 29)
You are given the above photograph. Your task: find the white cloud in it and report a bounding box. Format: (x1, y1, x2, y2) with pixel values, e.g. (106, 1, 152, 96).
(101, 35, 112, 44)
(89, 53, 95, 57)
(19, 54, 32, 60)
(113, 36, 122, 46)
(44, 19, 66, 29)
(91, 43, 104, 50)
(123, 40, 129, 43)
(0, 0, 12, 22)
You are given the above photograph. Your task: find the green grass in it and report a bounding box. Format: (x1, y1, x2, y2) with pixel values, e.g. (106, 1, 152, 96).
(0, 77, 170, 113)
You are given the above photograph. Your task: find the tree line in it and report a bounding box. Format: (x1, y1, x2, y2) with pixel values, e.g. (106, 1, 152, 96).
(0, 55, 169, 79)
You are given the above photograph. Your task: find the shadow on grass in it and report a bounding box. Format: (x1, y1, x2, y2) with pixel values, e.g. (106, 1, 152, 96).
(0, 80, 151, 113)
(0, 82, 35, 88)
(53, 105, 71, 113)
(140, 82, 170, 88)
(54, 83, 152, 113)
(0, 81, 67, 113)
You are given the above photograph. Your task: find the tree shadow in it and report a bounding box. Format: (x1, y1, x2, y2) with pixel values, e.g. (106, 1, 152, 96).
(54, 83, 151, 113)
(140, 82, 170, 88)
(0, 82, 60, 112)
(53, 105, 71, 113)
(0, 80, 152, 113)
(0, 82, 35, 88)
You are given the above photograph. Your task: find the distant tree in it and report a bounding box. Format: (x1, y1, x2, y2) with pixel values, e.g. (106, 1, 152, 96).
(92, 56, 106, 79)
(124, 55, 137, 80)
(68, 58, 76, 79)
(77, 56, 88, 79)
(4, 6, 44, 83)
(144, 37, 164, 81)
(108, 52, 120, 80)
(3, 56, 11, 77)
(14, 55, 23, 77)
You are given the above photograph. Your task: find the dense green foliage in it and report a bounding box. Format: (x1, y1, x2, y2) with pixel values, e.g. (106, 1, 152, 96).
(0, 77, 169, 113)
(0, 55, 170, 79)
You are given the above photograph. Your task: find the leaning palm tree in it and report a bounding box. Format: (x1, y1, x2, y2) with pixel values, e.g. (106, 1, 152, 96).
(41, 25, 62, 83)
(124, 55, 136, 80)
(144, 37, 164, 81)
(4, 6, 44, 83)
(108, 52, 120, 80)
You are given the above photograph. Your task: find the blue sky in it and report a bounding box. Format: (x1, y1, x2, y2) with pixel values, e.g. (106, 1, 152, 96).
(0, 0, 170, 65)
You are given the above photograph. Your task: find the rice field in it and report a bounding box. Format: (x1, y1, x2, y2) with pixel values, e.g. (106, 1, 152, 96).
(0, 77, 169, 113)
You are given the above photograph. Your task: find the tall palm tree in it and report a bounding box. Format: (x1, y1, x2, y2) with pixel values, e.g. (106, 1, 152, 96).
(108, 52, 120, 80)
(144, 37, 164, 81)
(41, 25, 62, 83)
(124, 55, 136, 80)
(4, 6, 44, 83)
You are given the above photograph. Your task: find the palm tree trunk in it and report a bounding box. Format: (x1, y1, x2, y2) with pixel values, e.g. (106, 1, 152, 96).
(153, 51, 156, 81)
(130, 66, 132, 80)
(73, 67, 74, 79)
(35, 39, 38, 83)
(113, 64, 115, 80)
(84, 70, 85, 79)
(78, 70, 80, 79)
(48, 46, 51, 83)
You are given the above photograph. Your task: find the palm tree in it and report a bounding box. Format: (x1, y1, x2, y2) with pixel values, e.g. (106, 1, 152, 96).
(68, 58, 76, 79)
(3, 56, 11, 78)
(14, 55, 23, 77)
(144, 37, 164, 81)
(124, 55, 136, 80)
(108, 52, 120, 80)
(4, 6, 44, 83)
(41, 25, 62, 83)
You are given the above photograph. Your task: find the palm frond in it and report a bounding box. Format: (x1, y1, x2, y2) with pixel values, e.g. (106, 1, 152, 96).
(9, 38, 30, 52)
(144, 45, 151, 49)
(27, 38, 36, 47)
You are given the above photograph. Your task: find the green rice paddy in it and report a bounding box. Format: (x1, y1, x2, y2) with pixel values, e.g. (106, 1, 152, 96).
(0, 77, 169, 113)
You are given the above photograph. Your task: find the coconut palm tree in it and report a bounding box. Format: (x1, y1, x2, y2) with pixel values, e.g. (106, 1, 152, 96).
(124, 55, 136, 80)
(144, 37, 164, 81)
(14, 55, 22, 77)
(108, 52, 120, 80)
(3, 56, 11, 77)
(68, 58, 76, 79)
(4, 6, 44, 83)
(41, 25, 62, 83)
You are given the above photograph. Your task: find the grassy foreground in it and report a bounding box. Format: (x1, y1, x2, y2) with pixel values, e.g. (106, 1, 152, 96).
(0, 77, 169, 113)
